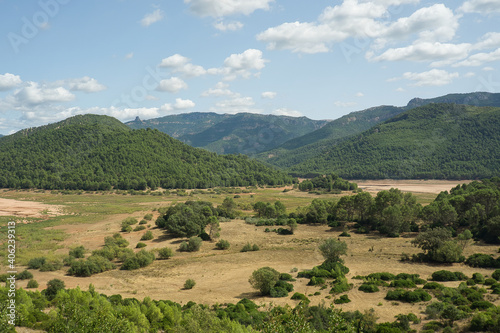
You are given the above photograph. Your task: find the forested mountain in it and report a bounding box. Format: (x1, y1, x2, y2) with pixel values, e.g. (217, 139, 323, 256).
(125, 113, 328, 155)
(260, 92, 500, 170)
(0, 114, 293, 190)
(287, 103, 500, 179)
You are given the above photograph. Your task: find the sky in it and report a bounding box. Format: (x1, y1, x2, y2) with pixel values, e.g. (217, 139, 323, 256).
(0, 0, 500, 135)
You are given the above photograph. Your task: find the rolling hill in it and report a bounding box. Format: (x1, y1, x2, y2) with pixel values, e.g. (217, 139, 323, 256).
(0, 114, 293, 190)
(125, 113, 328, 155)
(287, 103, 500, 179)
(260, 92, 500, 170)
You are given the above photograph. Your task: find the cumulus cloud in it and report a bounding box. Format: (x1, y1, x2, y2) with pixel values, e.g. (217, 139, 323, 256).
(391, 69, 459, 86)
(214, 21, 244, 31)
(459, 0, 500, 14)
(261, 91, 277, 99)
(369, 42, 471, 63)
(159, 54, 207, 77)
(272, 108, 302, 117)
(56, 77, 107, 93)
(209, 96, 261, 114)
(453, 48, 500, 67)
(215, 49, 269, 80)
(161, 98, 196, 112)
(184, 0, 273, 17)
(156, 77, 188, 93)
(141, 9, 164, 26)
(201, 82, 237, 97)
(11, 82, 75, 106)
(0, 73, 22, 91)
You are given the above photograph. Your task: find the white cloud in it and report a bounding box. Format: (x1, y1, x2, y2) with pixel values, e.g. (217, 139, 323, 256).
(464, 72, 476, 78)
(473, 32, 500, 50)
(355, 92, 364, 97)
(0, 73, 22, 91)
(272, 108, 302, 117)
(334, 101, 357, 107)
(159, 54, 207, 77)
(12, 82, 75, 106)
(145, 95, 159, 100)
(201, 82, 237, 97)
(261, 91, 277, 99)
(161, 99, 196, 112)
(125, 52, 134, 60)
(141, 9, 164, 27)
(459, 0, 500, 14)
(156, 77, 188, 93)
(210, 96, 261, 114)
(58, 77, 107, 93)
(214, 21, 244, 31)
(370, 42, 470, 63)
(212, 49, 269, 80)
(453, 48, 500, 67)
(184, 0, 273, 17)
(395, 87, 405, 92)
(392, 69, 459, 86)
(483, 66, 495, 71)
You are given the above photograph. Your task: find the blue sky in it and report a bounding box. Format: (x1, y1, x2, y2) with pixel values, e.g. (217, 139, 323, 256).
(1, 0, 499, 135)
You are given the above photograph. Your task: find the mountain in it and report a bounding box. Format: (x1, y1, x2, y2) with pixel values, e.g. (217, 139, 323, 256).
(125, 113, 328, 155)
(259, 92, 500, 170)
(0, 114, 293, 190)
(287, 103, 500, 179)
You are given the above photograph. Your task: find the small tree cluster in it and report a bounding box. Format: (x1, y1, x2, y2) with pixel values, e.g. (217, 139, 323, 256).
(179, 237, 202, 252)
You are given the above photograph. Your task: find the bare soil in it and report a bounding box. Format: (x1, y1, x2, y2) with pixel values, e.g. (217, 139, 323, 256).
(0, 198, 64, 218)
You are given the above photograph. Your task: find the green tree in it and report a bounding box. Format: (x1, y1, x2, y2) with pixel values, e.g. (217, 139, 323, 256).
(45, 279, 65, 301)
(249, 267, 280, 295)
(318, 238, 347, 263)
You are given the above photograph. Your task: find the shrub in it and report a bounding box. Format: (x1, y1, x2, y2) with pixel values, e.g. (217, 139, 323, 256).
(26, 279, 39, 288)
(121, 225, 133, 232)
(27, 257, 46, 269)
(279, 273, 294, 281)
(122, 217, 138, 225)
(252, 244, 260, 251)
(136, 242, 147, 248)
(472, 273, 485, 284)
(179, 241, 188, 252)
(367, 272, 395, 281)
(318, 238, 347, 263)
(241, 243, 259, 252)
(17, 270, 33, 280)
(139, 219, 148, 225)
(270, 287, 289, 298)
(69, 245, 86, 258)
(492, 269, 500, 281)
(339, 231, 351, 237)
(291, 292, 309, 302)
(470, 301, 494, 310)
(143, 213, 153, 221)
(432, 270, 468, 282)
(390, 279, 417, 288)
(386, 289, 431, 303)
(216, 239, 230, 250)
(359, 283, 379, 293)
(308, 276, 325, 286)
(424, 282, 445, 290)
(158, 247, 174, 259)
(184, 279, 196, 290)
(121, 250, 155, 270)
(484, 278, 497, 285)
(198, 232, 211, 241)
(465, 253, 500, 268)
(249, 267, 280, 295)
(68, 255, 115, 277)
(334, 295, 351, 304)
(140, 230, 154, 241)
(134, 225, 146, 232)
(39, 260, 63, 272)
(45, 279, 65, 301)
(188, 236, 203, 252)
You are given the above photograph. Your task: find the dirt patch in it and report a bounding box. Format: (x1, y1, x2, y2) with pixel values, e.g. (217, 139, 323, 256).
(355, 179, 472, 195)
(0, 198, 64, 218)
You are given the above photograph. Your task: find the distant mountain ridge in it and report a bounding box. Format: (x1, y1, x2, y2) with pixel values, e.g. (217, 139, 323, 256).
(125, 112, 328, 155)
(259, 92, 500, 169)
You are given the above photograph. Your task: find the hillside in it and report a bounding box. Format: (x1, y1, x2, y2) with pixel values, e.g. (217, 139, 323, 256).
(287, 103, 500, 179)
(260, 92, 500, 170)
(125, 113, 328, 155)
(0, 114, 293, 190)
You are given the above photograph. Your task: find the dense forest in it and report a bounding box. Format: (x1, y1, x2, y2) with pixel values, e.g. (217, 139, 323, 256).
(286, 104, 500, 179)
(0, 115, 294, 190)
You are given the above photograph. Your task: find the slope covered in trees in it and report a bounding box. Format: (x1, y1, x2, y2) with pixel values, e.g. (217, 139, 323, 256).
(126, 112, 328, 155)
(287, 104, 500, 179)
(0, 114, 293, 190)
(260, 92, 500, 170)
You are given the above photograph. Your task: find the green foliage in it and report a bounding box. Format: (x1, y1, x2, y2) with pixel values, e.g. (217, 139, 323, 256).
(143, 213, 153, 221)
(69, 246, 86, 259)
(385, 288, 431, 303)
(140, 230, 154, 241)
(17, 270, 33, 280)
(215, 239, 230, 250)
(298, 174, 357, 192)
(423, 282, 445, 290)
(120, 250, 155, 270)
(308, 277, 326, 286)
(27, 257, 46, 269)
(158, 247, 174, 259)
(159, 201, 217, 238)
(411, 227, 463, 263)
(291, 292, 310, 303)
(334, 295, 351, 304)
(184, 279, 196, 290)
(432, 270, 468, 282)
(136, 242, 147, 248)
(27, 279, 39, 288)
(179, 236, 202, 252)
(389, 279, 417, 288)
(133, 225, 146, 231)
(44, 279, 65, 301)
(0, 114, 293, 190)
(241, 243, 260, 252)
(68, 255, 115, 277)
(359, 283, 379, 293)
(466, 253, 500, 268)
(318, 238, 347, 263)
(249, 267, 280, 296)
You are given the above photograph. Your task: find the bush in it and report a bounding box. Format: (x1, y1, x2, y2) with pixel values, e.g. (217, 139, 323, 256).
(291, 292, 310, 303)
(334, 295, 351, 304)
(492, 269, 500, 281)
(120, 250, 155, 270)
(27, 257, 46, 269)
(158, 247, 174, 259)
(26, 279, 39, 288)
(279, 273, 294, 281)
(432, 270, 468, 281)
(470, 301, 494, 310)
(385, 289, 431, 303)
(318, 238, 347, 263)
(359, 283, 379, 293)
(68, 255, 115, 277)
(270, 287, 289, 298)
(308, 276, 325, 286)
(143, 213, 153, 221)
(140, 230, 154, 241)
(472, 273, 485, 284)
(485, 278, 497, 285)
(184, 279, 196, 290)
(44, 279, 65, 301)
(390, 279, 417, 288)
(17, 270, 33, 280)
(139, 219, 148, 225)
(216, 239, 230, 250)
(69, 245, 86, 258)
(134, 225, 146, 232)
(121, 225, 133, 232)
(465, 253, 500, 268)
(249, 267, 280, 295)
(39, 260, 63, 272)
(423, 282, 445, 290)
(136, 242, 147, 248)
(241, 243, 259, 252)
(367, 272, 395, 281)
(339, 231, 351, 237)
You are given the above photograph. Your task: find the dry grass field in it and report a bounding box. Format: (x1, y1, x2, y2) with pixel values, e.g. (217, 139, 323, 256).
(2, 179, 497, 329)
